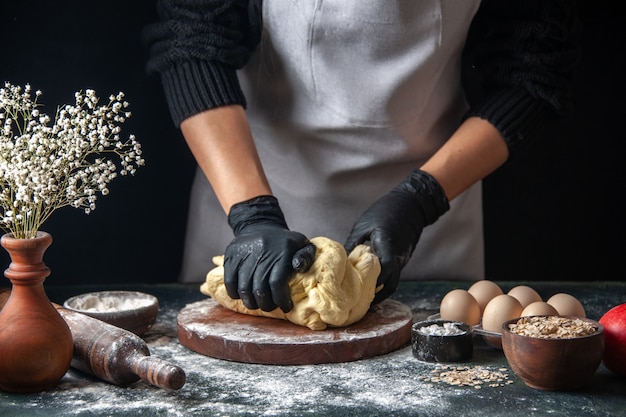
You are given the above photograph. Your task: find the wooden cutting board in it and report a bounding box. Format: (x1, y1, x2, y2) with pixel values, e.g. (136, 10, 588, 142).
(177, 298, 413, 365)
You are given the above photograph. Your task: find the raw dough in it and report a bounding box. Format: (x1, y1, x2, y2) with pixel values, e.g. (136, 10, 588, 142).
(200, 237, 381, 330)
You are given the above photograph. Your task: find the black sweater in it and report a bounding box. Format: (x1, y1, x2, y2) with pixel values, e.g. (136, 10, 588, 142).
(144, 0, 580, 152)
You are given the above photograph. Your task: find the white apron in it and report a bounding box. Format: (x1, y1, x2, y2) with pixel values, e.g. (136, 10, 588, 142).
(180, 0, 484, 283)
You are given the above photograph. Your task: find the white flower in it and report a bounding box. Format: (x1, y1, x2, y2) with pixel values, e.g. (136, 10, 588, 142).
(0, 82, 144, 239)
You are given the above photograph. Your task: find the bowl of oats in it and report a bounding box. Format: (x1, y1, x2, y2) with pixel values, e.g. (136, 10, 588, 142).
(501, 315, 604, 391)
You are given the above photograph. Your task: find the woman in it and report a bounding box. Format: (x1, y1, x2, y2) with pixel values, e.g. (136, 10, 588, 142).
(144, 0, 580, 313)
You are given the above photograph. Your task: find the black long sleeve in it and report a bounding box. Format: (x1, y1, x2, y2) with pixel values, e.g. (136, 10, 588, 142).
(143, 0, 261, 126)
(463, 0, 581, 151)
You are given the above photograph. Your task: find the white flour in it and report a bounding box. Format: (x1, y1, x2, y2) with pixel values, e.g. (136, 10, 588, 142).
(417, 322, 467, 336)
(65, 291, 155, 312)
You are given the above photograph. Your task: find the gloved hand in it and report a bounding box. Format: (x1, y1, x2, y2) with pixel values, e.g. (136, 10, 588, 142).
(344, 170, 450, 304)
(224, 195, 316, 313)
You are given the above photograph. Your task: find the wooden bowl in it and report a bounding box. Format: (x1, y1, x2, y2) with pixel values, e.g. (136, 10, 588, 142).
(63, 291, 159, 336)
(501, 316, 604, 391)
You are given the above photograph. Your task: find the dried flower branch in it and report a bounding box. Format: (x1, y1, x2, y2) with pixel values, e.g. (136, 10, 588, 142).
(0, 82, 145, 239)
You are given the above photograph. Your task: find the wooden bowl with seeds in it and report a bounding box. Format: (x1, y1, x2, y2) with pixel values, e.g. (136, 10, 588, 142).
(501, 315, 604, 391)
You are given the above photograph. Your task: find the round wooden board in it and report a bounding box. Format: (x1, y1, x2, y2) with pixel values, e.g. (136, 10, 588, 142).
(177, 298, 413, 365)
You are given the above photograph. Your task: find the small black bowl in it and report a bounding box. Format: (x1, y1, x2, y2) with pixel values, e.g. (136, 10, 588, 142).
(411, 319, 473, 362)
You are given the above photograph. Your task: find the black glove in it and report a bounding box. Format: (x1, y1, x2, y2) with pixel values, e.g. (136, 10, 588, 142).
(344, 170, 450, 304)
(224, 195, 316, 313)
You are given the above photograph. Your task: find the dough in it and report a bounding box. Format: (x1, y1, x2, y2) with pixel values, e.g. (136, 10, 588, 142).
(200, 237, 381, 330)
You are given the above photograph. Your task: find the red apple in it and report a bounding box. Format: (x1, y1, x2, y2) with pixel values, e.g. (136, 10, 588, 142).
(599, 303, 626, 376)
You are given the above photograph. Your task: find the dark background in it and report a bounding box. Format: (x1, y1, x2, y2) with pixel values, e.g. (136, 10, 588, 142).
(0, 1, 623, 285)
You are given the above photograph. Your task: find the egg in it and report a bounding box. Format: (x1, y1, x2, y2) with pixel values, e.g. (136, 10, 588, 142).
(439, 289, 481, 326)
(467, 280, 503, 314)
(507, 285, 542, 309)
(547, 293, 586, 317)
(481, 294, 523, 348)
(520, 301, 559, 317)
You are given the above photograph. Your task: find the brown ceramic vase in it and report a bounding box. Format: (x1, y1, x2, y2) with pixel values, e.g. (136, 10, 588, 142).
(0, 231, 73, 393)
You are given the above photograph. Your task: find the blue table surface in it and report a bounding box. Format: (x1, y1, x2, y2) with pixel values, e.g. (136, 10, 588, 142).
(1, 280, 625, 417)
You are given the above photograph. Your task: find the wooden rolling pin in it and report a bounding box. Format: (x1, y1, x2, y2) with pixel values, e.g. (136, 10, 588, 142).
(0, 288, 186, 390)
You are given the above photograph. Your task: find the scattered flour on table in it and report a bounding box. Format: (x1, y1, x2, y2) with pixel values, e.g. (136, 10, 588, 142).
(3, 303, 514, 417)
